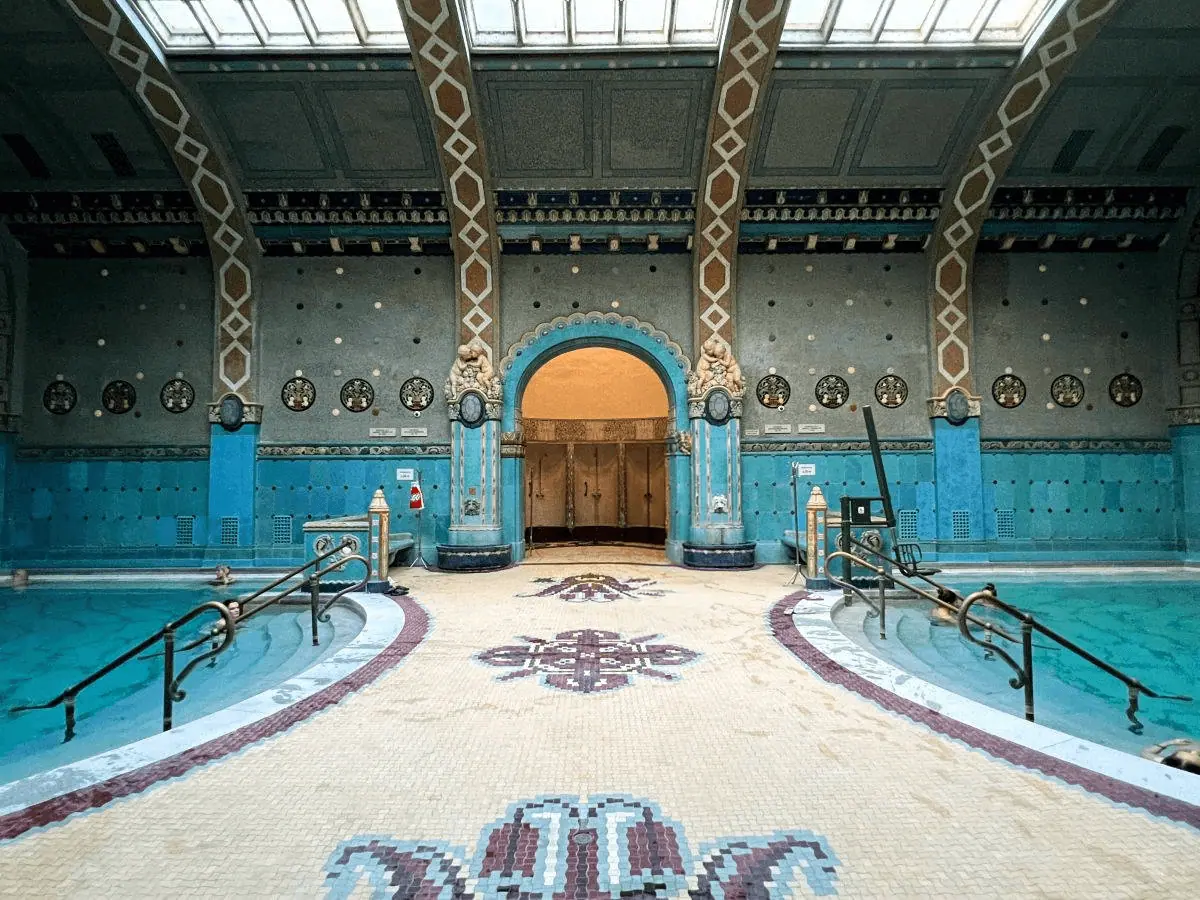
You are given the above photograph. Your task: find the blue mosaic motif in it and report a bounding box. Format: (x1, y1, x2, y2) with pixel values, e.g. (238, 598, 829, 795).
(324, 795, 841, 898)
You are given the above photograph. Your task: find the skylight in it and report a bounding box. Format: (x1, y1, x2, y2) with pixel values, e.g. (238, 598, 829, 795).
(134, 0, 408, 51)
(781, 0, 1062, 48)
(463, 0, 731, 49)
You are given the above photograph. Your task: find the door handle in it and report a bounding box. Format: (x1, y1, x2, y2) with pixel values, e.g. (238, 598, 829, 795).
(583, 480, 588, 497)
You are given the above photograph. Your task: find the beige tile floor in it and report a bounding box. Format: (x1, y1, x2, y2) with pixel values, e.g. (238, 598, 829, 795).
(1, 559, 1198, 898)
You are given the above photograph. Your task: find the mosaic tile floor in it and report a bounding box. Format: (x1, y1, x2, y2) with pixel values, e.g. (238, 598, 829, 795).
(1, 562, 1198, 897)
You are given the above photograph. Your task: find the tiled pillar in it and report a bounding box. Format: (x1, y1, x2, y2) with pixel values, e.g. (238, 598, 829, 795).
(1171, 424, 1200, 558)
(206, 423, 258, 560)
(500, 431, 525, 561)
(682, 388, 754, 568)
(932, 416, 985, 558)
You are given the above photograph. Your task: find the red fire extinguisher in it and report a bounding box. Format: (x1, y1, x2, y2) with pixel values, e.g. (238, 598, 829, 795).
(409, 482, 424, 511)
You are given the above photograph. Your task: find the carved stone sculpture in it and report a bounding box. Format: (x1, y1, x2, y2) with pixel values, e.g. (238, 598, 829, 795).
(688, 336, 745, 398)
(446, 336, 502, 400)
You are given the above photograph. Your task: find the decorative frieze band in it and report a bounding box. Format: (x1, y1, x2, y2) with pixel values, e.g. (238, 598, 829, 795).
(980, 439, 1172, 453)
(524, 418, 669, 444)
(16, 445, 209, 461)
(741, 440, 933, 453)
(257, 444, 452, 458)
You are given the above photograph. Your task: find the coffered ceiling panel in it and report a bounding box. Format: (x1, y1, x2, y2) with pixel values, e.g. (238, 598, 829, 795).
(750, 69, 1001, 186)
(181, 70, 439, 189)
(476, 68, 713, 189)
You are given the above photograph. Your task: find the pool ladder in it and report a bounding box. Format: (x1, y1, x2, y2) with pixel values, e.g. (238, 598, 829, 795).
(824, 536, 1193, 735)
(9, 539, 368, 742)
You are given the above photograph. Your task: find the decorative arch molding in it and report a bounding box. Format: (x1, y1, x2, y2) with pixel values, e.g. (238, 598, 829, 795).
(693, 0, 791, 353)
(61, 0, 259, 408)
(398, 0, 501, 362)
(499, 312, 692, 434)
(928, 0, 1122, 410)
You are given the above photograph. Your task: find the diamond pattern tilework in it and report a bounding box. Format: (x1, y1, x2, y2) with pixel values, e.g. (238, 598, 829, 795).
(930, 0, 1118, 399)
(694, 0, 789, 352)
(65, 0, 258, 401)
(401, 0, 500, 359)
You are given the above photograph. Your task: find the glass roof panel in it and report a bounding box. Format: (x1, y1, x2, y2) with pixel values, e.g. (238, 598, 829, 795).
(249, 0, 306, 41)
(623, 0, 670, 42)
(573, 0, 617, 44)
(521, 0, 568, 45)
(470, 0, 518, 45)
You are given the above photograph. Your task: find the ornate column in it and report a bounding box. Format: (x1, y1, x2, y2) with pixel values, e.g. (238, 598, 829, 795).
(682, 339, 755, 569)
(1170, 299, 1200, 557)
(0, 226, 25, 565)
(437, 340, 509, 570)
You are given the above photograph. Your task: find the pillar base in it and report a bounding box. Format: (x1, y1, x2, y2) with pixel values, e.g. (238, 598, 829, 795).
(437, 543, 512, 572)
(682, 541, 756, 569)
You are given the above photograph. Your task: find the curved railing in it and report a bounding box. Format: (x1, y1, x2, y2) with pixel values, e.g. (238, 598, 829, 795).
(11, 539, 370, 742)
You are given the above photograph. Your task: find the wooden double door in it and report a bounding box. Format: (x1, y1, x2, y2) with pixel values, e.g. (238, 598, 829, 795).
(526, 441, 666, 543)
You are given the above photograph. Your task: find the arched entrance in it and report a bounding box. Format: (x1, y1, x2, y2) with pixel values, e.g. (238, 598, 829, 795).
(498, 313, 692, 562)
(523, 348, 669, 545)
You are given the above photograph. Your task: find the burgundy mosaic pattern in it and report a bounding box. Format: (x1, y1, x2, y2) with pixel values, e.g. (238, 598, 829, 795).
(476, 629, 698, 694)
(519, 573, 667, 603)
(0, 596, 429, 842)
(325, 795, 841, 898)
(770, 593, 1200, 830)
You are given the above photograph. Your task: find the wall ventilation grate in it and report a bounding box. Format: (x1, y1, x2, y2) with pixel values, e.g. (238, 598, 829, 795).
(220, 516, 239, 547)
(272, 514, 293, 545)
(996, 508, 1016, 541)
(952, 509, 971, 542)
(92, 131, 137, 178)
(2, 133, 50, 179)
(1051, 129, 1094, 174)
(175, 515, 194, 547)
(897, 509, 918, 542)
(1138, 126, 1185, 173)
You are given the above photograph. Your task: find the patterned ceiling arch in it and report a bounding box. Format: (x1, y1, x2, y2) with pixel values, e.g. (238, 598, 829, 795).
(60, 0, 260, 409)
(928, 0, 1123, 413)
(397, 0, 500, 362)
(693, 0, 791, 354)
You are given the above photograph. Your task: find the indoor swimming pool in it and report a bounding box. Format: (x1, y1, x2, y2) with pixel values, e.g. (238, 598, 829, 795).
(834, 572, 1200, 756)
(0, 580, 364, 785)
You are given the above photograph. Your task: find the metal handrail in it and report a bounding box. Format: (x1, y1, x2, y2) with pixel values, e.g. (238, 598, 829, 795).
(958, 590, 1193, 734)
(11, 539, 371, 742)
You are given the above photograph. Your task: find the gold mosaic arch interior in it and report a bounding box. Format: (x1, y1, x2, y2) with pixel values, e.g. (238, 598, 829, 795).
(930, 0, 1122, 403)
(694, 0, 791, 353)
(62, 0, 258, 405)
(399, 0, 500, 361)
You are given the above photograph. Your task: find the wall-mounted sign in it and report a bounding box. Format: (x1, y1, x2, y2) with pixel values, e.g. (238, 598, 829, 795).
(369, 427, 398, 438)
(796, 423, 827, 434)
(795, 463, 816, 476)
(396, 468, 415, 481)
(400, 426, 428, 437)
(763, 423, 792, 434)
(743, 428, 761, 436)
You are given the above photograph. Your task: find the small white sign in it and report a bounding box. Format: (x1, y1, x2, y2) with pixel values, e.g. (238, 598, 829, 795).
(369, 427, 397, 438)
(396, 468, 415, 481)
(400, 426, 428, 437)
(743, 428, 761, 436)
(795, 463, 816, 476)
(796, 423, 827, 434)
(763, 423, 792, 434)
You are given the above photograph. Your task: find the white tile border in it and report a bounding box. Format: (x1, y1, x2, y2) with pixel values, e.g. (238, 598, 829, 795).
(791, 591, 1200, 807)
(0, 592, 404, 817)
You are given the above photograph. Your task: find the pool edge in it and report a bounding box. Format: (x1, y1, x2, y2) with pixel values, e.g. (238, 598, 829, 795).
(769, 591, 1200, 830)
(0, 592, 429, 841)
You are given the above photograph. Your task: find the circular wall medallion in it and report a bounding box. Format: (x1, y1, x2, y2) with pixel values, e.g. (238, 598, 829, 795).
(43, 380, 77, 415)
(218, 393, 244, 431)
(1109, 372, 1142, 407)
(1051, 374, 1085, 408)
(815, 375, 849, 409)
(756, 374, 790, 409)
(705, 389, 732, 425)
(340, 378, 375, 412)
(282, 377, 316, 411)
(992, 374, 1026, 409)
(160, 378, 194, 413)
(874, 374, 908, 408)
(101, 380, 136, 415)
(400, 376, 434, 412)
(459, 391, 485, 428)
(945, 388, 971, 426)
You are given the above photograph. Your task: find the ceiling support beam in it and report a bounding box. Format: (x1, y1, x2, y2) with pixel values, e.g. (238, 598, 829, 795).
(59, 0, 260, 413)
(927, 0, 1122, 417)
(397, 0, 501, 362)
(693, 0, 791, 355)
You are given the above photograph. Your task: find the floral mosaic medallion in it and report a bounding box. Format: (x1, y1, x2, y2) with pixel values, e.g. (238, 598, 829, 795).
(101, 379, 136, 414)
(476, 629, 698, 694)
(324, 795, 841, 899)
(42, 380, 76, 415)
(815, 375, 849, 409)
(400, 376, 434, 411)
(1109, 372, 1142, 407)
(519, 573, 666, 602)
(159, 378, 194, 413)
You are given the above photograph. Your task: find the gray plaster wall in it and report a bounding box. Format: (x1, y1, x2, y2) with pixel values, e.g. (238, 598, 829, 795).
(1, 227, 27, 422)
(257, 257, 456, 444)
(500, 255, 695, 364)
(21, 260, 213, 446)
(736, 254, 931, 438)
(973, 253, 1172, 438)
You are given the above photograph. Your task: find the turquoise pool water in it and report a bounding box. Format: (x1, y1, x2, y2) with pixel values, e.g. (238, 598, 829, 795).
(1, 580, 363, 785)
(835, 573, 1200, 755)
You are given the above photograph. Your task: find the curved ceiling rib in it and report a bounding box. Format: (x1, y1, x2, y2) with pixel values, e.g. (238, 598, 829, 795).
(927, 0, 1121, 413)
(60, 0, 260, 408)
